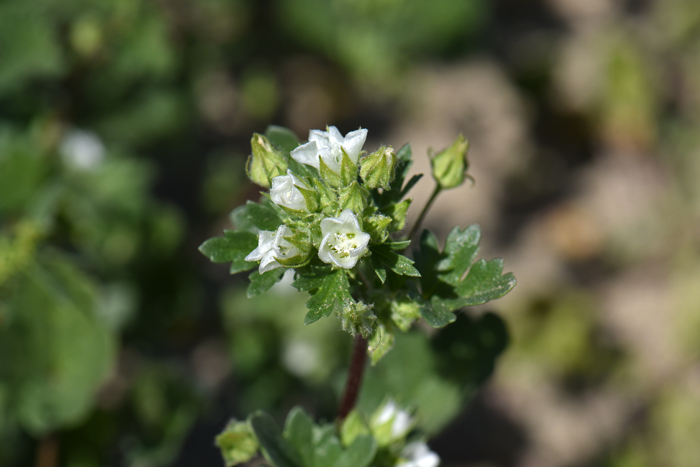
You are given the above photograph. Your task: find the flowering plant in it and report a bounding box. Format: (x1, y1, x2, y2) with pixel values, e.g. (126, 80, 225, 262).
(200, 125, 516, 467)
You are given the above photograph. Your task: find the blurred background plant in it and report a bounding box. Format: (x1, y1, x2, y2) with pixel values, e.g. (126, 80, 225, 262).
(1, 0, 700, 466)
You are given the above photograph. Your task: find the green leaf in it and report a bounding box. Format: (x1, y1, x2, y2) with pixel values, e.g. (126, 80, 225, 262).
(244, 200, 284, 231)
(369, 245, 420, 278)
(295, 270, 352, 325)
(215, 420, 259, 466)
(369, 256, 387, 284)
(340, 411, 370, 447)
(247, 268, 285, 298)
(337, 435, 376, 467)
(249, 411, 301, 467)
(230, 206, 258, 233)
(383, 199, 411, 232)
(455, 259, 517, 305)
(312, 428, 342, 467)
(436, 225, 481, 284)
(400, 174, 423, 198)
(265, 125, 300, 154)
(283, 407, 314, 467)
(198, 230, 258, 274)
(419, 296, 457, 328)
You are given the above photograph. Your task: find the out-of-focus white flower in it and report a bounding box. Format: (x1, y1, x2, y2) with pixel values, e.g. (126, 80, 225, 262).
(270, 170, 308, 211)
(282, 339, 320, 377)
(291, 126, 368, 173)
(375, 400, 413, 440)
(245, 225, 299, 273)
(396, 442, 440, 467)
(318, 210, 370, 269)
(59, 129, 105, 170)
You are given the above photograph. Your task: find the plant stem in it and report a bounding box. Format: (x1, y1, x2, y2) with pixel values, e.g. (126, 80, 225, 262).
(36, 434, 58, 467)
(338, 335, 368, 420)
(407, 184, 442, 240)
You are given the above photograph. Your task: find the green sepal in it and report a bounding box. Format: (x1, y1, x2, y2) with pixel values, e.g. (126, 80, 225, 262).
(339, 181, 367, 215)
(319, 157, 343, 188)
(215, 419, 259, 466)
(359, 146, 396, 190)
(368, 324, 395, 365)
(390, 295, 421, 331)
(369, 245, 421, 278)
(276, 229, 313, 268)
(340, 149, 358, 187)
(430, 133, 470, 190)
(384, 199, 411, 232)
(198, 230, 258, 274)
(310, 178, 339, 215)
(246, 133, 288, 188)
(247, 268, 285, 298)
(249, 411, 302, 467)
(338, 301, 376, 338)
(364, 213, 392, 243)
(297, 185, 320, 213)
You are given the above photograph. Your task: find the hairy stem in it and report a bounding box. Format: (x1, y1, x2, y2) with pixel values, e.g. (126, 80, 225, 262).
(338, 335, 368, 420)
(36, 434, 58, 467)
(407, 184, 442, 240)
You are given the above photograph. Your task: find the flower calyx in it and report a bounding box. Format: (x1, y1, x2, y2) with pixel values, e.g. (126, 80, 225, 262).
(246, 133, 288, 188)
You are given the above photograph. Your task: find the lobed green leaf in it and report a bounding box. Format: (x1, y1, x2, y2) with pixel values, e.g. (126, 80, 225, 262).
(199, 230, 258, 274)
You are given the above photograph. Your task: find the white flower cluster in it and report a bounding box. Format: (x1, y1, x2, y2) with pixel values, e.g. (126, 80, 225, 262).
(246, 126, 371, 273)
(396, 442, 440, 467)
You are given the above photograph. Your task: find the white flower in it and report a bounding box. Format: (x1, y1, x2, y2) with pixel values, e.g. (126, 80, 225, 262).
(396, 442, 440, 467)
(270, 170, 308, 211)
(245, 225, 300, 273)
(291, 126, 368, 173)
(375, 400, 413, 440)
(59, 129, 105, 170)
(318, 210, 370, 269)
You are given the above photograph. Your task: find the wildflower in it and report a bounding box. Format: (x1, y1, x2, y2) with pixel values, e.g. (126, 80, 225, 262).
(430, 134, 469, 190)
(396, 442, 440, 467)
(245, 225, 299, 273)
(318, 210, 370, 269)
(291, 126, 368, 173)
(270, 170, 308, 211)
(372, 400, 413, 443)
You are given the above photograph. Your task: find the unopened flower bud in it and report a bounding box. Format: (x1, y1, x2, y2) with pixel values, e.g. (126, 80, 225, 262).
(430, 134, 469, 190)
(360, 146, 396, 190)
(246, 133, 287, 188)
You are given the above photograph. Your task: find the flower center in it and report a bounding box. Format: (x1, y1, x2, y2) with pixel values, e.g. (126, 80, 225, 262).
(331, 232, 357, 258)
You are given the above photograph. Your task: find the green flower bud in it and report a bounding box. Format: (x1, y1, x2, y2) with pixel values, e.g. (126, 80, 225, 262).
(360, 146, 396, 190)
(246, 133, 287, 188)
(339, 301, 376, 338)
(430, 134, 469, 190)
(215, 419, 259, 466)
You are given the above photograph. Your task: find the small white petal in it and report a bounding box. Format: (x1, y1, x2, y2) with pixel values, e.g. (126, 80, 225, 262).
(270, 170, 308, 211)
(245, 230, 276, 262)
(326, 126, 343, 145)
(341, 128, 368, 163)
(309, 129, 330, 146)
(291, 141, 321, 169)
(318, 210, 370, 269)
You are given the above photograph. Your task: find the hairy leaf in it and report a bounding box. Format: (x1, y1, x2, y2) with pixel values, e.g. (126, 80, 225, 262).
(199, 230, 258, 274)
